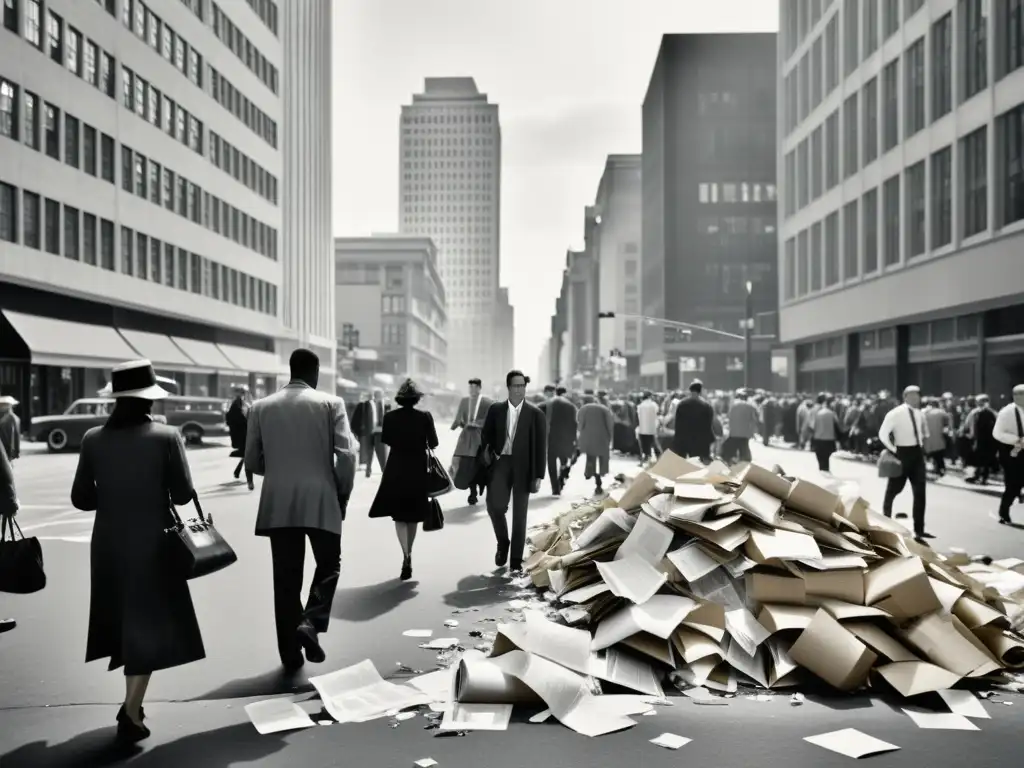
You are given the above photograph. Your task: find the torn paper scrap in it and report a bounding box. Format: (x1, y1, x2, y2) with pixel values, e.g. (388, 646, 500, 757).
(803, 728, 900, 759)
(403, 629, 433, 638)
(650, 732, 692, 750)
(440, 703, 513, 731)
(529, 709, 552, 723)
(596, 556, 667, 605)
(937, 689, 990, 719)
(413, 760, 438, 768)
(244, 698, 317, 734)
(420, 637, 461, 650)
(407, 668, 455, 702)
(308, 660, 430, 724)
(901, 709, 980, 731)
(444, 620, 459, 628)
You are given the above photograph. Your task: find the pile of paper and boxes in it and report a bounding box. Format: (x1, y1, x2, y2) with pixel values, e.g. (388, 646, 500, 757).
(451, 450, 1024, 736)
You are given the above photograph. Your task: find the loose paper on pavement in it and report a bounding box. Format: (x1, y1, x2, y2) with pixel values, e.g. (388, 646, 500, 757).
(803, 728, 900, 759)
(308, 660, 429, 724)
(573, 507, 635, 551)
(440, 703, 514, 731)
(937, 689, 990, 719)
(650, 732, 692, 749)
(244, 697, 317, 734)
(901, 709, 980, 731)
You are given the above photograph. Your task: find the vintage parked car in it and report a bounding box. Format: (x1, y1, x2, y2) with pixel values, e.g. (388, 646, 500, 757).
(30, 395, 230, 452)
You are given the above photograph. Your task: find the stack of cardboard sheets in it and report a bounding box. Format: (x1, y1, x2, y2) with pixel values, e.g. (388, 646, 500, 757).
(510, 450, 1024, 707)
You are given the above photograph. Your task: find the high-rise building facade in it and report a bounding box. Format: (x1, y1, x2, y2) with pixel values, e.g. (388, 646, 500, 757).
(641, 33, 778, 393)
(592, 154, 642, 379)
(279, 0, 335, 390)
(778, 0, 1024, 396)
(495, 286, 514, 378)
(398, 77, 503, 390)
(0, 0, 285, 421)
(334, 235, 447, 391)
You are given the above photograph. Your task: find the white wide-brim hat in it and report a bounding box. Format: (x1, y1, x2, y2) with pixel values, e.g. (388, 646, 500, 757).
(109, 360, 169, 400)
(0, 396, 18, 406)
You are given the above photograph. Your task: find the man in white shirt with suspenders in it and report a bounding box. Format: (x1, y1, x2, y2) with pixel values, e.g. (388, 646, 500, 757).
(878, 385, 931, 541)
(993, 384, 1024, 525)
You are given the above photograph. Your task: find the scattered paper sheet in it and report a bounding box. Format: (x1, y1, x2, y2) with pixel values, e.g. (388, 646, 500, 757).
(596, 556, 667, 605)
(902, 709, 980, 731)
(650, 732, 691, 749)
(589, 647, 664, 697)
(529, 709, 552, 723)
(244, 697, 317, 734)
(490, 610, 592, 675)
(403, 629, 433, 638)
(617, 512, 674, 566)
(724, 608, 771, 657)
(440, 703, 513, 731)
(308, 660, 429, 724)
(407, 668, 454, 702)
(573, 506, 635, 551)
(803, 728, 900, 759)
(937, 689, 990, 719)
(592, 594, 698, 650)
(421, 637, 461, 650)
(667, 541, 722, 583)
(413, 759, 438, 768)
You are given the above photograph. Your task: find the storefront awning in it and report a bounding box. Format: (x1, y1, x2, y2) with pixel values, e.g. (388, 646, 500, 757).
(171, 337, 237, 374)
(118, 329, 197, 369)
(216, 343, 282, 376)
(3, 311, 139, 369)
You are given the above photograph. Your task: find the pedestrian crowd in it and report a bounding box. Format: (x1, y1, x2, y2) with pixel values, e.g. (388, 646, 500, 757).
(1, 353, 1022, 749)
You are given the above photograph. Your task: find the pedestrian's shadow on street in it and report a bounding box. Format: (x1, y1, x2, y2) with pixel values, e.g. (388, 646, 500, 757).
(0, 722, 286, 768)
(442, 572, 510, 610)
(191, 667, 313, 702)
(330, 581, 418, 622)
(440, 503, 487, 526)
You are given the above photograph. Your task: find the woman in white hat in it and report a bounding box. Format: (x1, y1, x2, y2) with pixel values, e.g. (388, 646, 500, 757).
(0, 395, 20, 461)
(70, 360, 204, 744)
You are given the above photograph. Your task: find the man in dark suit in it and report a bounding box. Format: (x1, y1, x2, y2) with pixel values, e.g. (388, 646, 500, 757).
(351, 388, 390, 477)
(671, 379, 716, 463)
(545, 385, 578, 495)
(480, 369, 547, 572)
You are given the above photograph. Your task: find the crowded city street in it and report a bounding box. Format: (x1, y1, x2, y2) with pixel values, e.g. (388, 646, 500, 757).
(1, 429, 1022, 768)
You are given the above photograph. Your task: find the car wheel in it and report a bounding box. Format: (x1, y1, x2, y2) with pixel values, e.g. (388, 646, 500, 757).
(47, 429, 68, 452)
(182, 426, 203, 445)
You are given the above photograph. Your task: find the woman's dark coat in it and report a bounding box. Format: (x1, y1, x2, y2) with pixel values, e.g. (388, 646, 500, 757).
(368, 406, 439, 523)
(226, 398, 249, 457)
(71, 419, 205, 675)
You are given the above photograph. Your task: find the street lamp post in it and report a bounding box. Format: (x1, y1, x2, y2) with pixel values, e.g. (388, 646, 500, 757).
(744, 281, 753, 390)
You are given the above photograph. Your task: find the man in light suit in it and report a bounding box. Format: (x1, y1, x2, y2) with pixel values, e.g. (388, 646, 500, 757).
(480, 369, 547, 573)
(450, 377, 492, 505)
(245, 348, 357, 672)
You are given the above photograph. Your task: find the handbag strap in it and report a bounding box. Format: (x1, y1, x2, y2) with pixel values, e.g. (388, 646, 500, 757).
(168, 491, 208, 528)
(1016, 408, 1023, 439)
(1, 514, 24, 541)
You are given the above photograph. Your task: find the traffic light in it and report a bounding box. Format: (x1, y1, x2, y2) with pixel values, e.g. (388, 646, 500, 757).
(597, 311, 615, 319)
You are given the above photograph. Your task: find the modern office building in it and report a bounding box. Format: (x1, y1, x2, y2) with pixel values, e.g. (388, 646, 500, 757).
(592, 154, 642, 381)
(398, 77, 504, 390)
(495, 286, 514, 378)
(641, 33, 779, 392)
(778, 0, 1024, 396)
(334, 234, 448, 392)
(278, 0, 335, 390)
(0, 0, 285, 421)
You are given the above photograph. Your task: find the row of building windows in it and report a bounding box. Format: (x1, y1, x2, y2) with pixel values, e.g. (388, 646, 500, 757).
(696, 215, 777, 235)
(210, 2, 277, 95)
(784, 1, 1023, 139)
(121, 67, 203, 155)
(208, 131, 278, 205)
(6, 2, 117, 99)
(698, 181, 778, 205)
(402, 113, 495, 125)
(784, 103, 1024, 301)
(121, 0, 202, 90)
(244, 0, 278, 38)
(0, 180, 277, 316)
(209, 68, 277, 149)
(119, 144, 278, 260)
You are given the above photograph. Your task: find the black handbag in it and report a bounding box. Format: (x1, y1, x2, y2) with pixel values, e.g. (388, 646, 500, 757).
(426, 447, 454, 498)
(164, 493, 237, 580)
(423, 498, 444, 532)
(0, 516, 46, 594)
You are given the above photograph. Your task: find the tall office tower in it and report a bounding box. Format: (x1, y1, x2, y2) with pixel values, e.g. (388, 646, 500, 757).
(0, 0, 285, 421)
(279, 0, 335, 390)
(641, 33, 778, 392)
(778, 0, 1024, 395)
(399, 77, 503, 391)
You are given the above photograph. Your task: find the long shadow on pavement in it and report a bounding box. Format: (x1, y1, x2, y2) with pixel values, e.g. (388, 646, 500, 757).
(330, 581, 418, 622)
(190, 667, 313, 702)
(442, 571, 509, 610)
(440, 502, 488, 526)
(0, 722, 287, 768)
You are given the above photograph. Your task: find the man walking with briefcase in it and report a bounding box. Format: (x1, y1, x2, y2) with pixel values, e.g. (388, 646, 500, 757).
(246, 349, 358, 672)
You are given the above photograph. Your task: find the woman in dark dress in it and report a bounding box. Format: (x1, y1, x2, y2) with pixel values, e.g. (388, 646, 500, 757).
(368, 379, 438, 581)
(71, 360, 204, 744)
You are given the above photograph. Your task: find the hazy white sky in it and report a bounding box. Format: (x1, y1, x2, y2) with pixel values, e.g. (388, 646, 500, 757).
(332, 0, 779, 375)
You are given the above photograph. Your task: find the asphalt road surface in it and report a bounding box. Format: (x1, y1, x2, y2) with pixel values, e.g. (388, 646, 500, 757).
(0, 433, 1021, 768)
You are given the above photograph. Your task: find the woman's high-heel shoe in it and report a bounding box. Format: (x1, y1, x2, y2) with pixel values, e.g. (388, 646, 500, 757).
(400, 555, 412, 581)
(116, 705, 150, 743)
